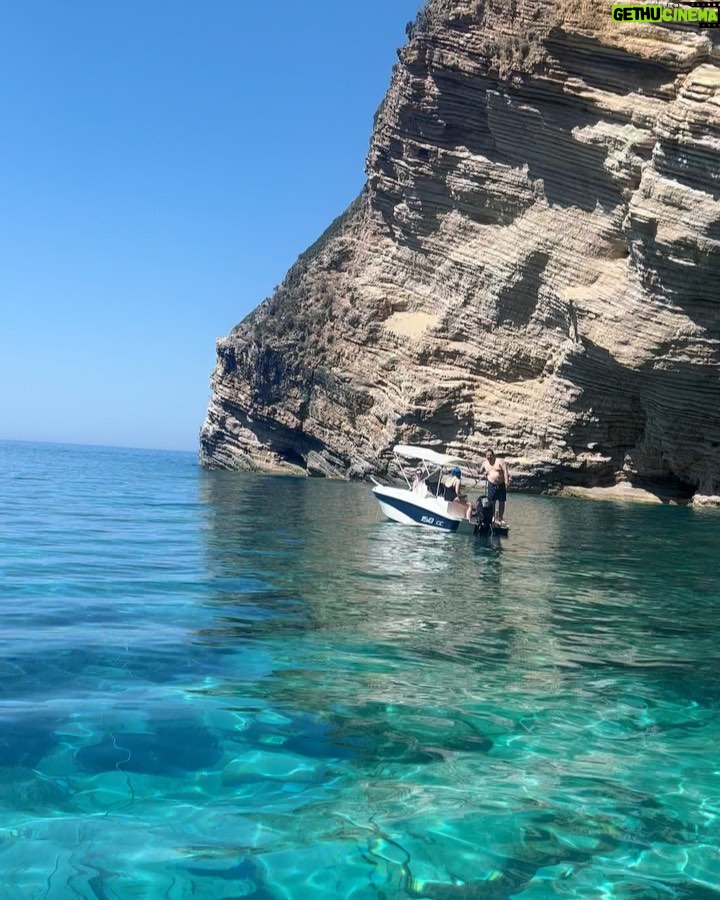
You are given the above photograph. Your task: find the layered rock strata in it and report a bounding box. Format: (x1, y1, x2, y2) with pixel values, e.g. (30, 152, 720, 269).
(200, 0, 720, 504)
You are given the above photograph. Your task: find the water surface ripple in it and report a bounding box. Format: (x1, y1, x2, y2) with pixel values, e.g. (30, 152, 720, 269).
(1, 441, 719, 898)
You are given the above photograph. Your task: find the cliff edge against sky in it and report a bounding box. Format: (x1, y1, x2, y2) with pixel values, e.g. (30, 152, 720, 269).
(200, 0, 720, 504)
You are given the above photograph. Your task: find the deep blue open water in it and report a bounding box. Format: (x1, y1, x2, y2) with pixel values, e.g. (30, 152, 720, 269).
(2, 440, 720, 898)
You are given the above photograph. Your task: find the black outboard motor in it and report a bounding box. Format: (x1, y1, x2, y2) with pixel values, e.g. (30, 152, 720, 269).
(472, 496, 494, 533)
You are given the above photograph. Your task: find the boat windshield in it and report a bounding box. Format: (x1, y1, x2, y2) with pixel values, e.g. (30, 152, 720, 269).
(399, 459, 443, 496)
(392, 446, 480, 498)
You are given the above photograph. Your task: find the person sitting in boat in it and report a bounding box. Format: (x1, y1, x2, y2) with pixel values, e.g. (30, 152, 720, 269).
(442, 466, 472, 520)
(411, 467, 428, 497)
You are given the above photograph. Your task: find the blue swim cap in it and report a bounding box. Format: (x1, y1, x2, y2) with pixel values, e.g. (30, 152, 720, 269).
(450, 466, 461, 476)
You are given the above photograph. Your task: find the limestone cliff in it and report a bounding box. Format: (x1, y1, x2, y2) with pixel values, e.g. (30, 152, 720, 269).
(200, 0, 720, 504)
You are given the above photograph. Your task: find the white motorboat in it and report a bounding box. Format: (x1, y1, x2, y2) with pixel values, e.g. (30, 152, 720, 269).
(372, 444, 508, 534)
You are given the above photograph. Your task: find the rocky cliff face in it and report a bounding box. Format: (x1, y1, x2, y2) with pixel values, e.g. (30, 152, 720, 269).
(200, 0, 720, 504)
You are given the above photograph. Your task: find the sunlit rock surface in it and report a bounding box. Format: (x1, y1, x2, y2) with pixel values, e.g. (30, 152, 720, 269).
(200, 0, 720, 504)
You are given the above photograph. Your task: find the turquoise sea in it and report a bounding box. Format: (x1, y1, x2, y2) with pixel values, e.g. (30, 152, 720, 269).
(2, 440, 720, 898)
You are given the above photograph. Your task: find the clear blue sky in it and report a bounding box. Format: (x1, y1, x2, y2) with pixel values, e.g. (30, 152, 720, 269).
(1, 0, 422, 452)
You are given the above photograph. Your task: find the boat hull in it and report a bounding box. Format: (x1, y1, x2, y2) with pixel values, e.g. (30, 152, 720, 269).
(372, 485, 462, 531)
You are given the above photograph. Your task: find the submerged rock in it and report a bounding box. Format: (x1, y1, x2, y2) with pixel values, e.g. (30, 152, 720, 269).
(76, 726, 222, 776)
(0, 718, 57, 770)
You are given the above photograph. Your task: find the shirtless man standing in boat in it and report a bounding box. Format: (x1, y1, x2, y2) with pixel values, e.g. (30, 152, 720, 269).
(481, 449, 510, 526)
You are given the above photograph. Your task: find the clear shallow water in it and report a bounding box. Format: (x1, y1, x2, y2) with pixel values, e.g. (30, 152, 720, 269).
(1, 440, 720, 898)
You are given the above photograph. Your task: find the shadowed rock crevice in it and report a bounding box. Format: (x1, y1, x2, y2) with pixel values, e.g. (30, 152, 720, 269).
(496, 250, 549, 326)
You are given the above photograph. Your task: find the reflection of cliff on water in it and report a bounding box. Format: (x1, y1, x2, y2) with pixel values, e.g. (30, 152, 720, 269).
(197, 473, 720, 711)
(195, 472, 574, 701)
(197, 469, 389, 635)
(199, 470, 532, 641)
(353, 494, 566, 706)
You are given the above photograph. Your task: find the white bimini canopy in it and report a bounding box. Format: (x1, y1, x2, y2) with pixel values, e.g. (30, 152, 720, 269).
(393, 444, 468, 468)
